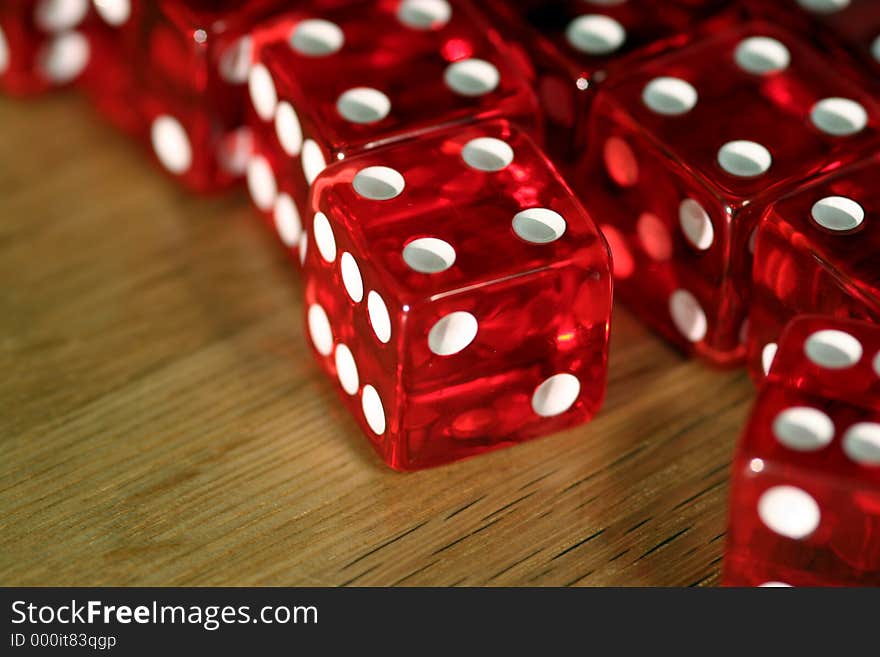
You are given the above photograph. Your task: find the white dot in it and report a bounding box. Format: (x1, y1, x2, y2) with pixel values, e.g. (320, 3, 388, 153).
(340, 252, 364, 303)
(218, 35, 252, 84)
(875, 350, 880, 378)
(512, 208, 567, 244)
(39, 30, 89, 83)
(810, 196, 865, 231)
(403, 238, 456, 274)
(804, 329, 863, 368)
(301, 139, 327, 186)
(796, 0, 851, 13)
(307, 304, 333, 357)
(353, 166, 405, 200)
(810, 98, 868, 136)
(335, 344, 359, 396)
(313, 212, 337, 263)
(872, 35, 880, 64)
(762, 342, 778, 375)
(273, 194, 302, 247)
(758, 486, 820, 540)
(337, 87, 391, 124)
(275, 101, 303, 156)
(759, 582, 793, 588)
(679, 199, 714, 250)
(299, 232, 309, 265)
(290, 19, 344, 56)
(444, 58, 500, 97)
(717, 140, 772, 177)
(246, 155, 277, 211)
(248, 64, 278, 121)
(531, 374, 581, 417)
(93, 0, 130, 26)
(773, 407, 835, 451)
(734, 36, 791, 74)
(669, 290, 707, 342)
(843, 422, 880, 466)
(461, 137, 514, 172)
(428, 312, 478, 356)
(0, 26, 9, 76)
(642, 77, 698, 116)
(566, 14, 626, 55)
(361, 385, 386, 436)
(151, 115, 193, 175)
(35, 0, 89, 33)
(398, 0, 452, 30)
(367, 291, 392, 344)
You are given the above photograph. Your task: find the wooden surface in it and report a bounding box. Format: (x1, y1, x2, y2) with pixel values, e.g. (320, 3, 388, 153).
(0, 94, 757, 587)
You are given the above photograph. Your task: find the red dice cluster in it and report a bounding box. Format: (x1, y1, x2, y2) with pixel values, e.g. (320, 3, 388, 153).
(3, 0, 879, 584)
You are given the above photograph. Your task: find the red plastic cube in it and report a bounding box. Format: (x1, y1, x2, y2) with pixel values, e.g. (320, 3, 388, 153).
(83, 0, 289, 192)
(724, 316, 880, 587)
(580, 21, 880, 365)
(302, 120, 611, 470)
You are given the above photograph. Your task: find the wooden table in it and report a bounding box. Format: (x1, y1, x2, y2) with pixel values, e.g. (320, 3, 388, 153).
(0, 94, 755, 586)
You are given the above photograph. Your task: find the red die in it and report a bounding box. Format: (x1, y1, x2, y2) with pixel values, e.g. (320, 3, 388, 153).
(483, 0, 740, 172)
(747, 155, 880, 381)
(302, 120, 612, 471)
(581, 21, 880, 365)
(0, 0, 93, 95)
(246, 0, 539, 256)
(724, 316, 880, 587)
(84, 0, 289, 192)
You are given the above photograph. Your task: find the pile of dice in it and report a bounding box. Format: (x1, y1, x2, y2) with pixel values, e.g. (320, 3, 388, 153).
(2, 0, 878, 585)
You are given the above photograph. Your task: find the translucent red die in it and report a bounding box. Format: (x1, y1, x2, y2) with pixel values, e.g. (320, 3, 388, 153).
(246, 0, 539, 256)
(301, 120, 612, 470)
(83, 0, 289, 192)
(747, 155, 880, 381)
(580, 21, 880, 365)
(724, 316, 880, 587)
(482, 0, 740, 171)
(0, 0, 94, 95)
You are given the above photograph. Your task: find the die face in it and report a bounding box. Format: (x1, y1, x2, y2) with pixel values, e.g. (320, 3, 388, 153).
(726, 317, 880, 585)
(247, 0, 540, 242)
(0, 1, 94, 95)
(593, 22, 880, 202)
(305, 121, 612, 470)
(581, 21, 880, 364)
(747, 159, 880, 378)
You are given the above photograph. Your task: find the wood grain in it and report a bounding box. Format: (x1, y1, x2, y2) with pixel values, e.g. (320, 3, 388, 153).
(0, 94, 755, 586)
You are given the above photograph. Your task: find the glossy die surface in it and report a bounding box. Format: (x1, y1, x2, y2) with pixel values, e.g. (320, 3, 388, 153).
(746, 0, 880, 83)
(246, 0, 539, 255)
(582, 21, 880, 365)
(87, 0, 288, 192)
(724, 316, 880, 586)
(0, 0, 93, 95)
(747, 156, 880, 380)
(483, 0, 739, 169)
(302, 121, 612, 470)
